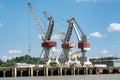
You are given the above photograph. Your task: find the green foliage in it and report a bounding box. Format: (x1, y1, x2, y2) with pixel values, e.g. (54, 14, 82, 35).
(0, 55, 44, 67)
(0, 59, 3, 66)
(49, 62, 58, 67)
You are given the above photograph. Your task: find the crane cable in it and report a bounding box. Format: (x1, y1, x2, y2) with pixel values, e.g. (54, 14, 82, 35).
(43, 11, 67, 28)
(28, 7, 31, 55)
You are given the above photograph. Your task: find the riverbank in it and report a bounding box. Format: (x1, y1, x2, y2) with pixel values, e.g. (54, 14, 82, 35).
(0, 66, 120, 77)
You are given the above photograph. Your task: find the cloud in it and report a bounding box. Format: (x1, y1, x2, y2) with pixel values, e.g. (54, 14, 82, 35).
(2, 56, 12, 61)
(101, 50, 108, 54)
(2, 54, 24, 61)
(75, 0, 92, 3)
(89, 32, 105, 38)
(52, 47, 61, 53)
(0, 22, 3, 27)
(108, 23, 120, 32)
(51, 34, 59, 40)
(8, 50, 22, 54)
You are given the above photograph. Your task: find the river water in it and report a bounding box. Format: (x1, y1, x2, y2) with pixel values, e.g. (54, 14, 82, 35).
(0, 74, 120, 80)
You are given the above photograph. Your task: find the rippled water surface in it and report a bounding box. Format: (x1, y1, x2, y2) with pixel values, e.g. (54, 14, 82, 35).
(0, 74, 120, 80)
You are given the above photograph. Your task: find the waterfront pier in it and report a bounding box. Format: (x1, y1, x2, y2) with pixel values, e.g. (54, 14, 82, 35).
(0, 66, 120, 77)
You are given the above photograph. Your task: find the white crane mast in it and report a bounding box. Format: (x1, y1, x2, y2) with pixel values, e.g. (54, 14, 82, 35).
(73, 18, 88, 42)
(59, 18, 76, 65)
(28, 3, 45, 41)
(43, 11, 54, 42)
(28, 3, 57, 65)
(72, 18, 90, 66)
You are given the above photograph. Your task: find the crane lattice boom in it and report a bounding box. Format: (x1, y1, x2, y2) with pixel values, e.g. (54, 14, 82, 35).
(28, 3, 57, 65)
(28, 3, 45, 41)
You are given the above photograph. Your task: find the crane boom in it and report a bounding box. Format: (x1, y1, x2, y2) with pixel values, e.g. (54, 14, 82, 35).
(73, 18, 87, 42)
(28, 3, 57, 65)
(63, 18, 74, 43)
(59, 18, 76, 65)
(73, 23, 81, 42)
(43, 11, 65, 42)
(43, 11, 54, 41)
(54, 25, 65, 42)
(73, 18, 85, 36)
(72, 18, 91, 66)
(72, 18, 90, 50)
(28, 3, 45, 41)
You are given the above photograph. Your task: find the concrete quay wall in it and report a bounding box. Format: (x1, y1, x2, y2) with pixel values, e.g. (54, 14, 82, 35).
(0, 66, 120, 77)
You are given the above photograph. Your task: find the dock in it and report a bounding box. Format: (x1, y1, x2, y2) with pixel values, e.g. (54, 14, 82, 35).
(0, 66, 120, 77)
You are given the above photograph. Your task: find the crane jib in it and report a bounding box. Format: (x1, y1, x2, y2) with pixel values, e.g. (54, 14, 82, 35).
(45, 18, 54, 41)
(28, 3, 45, 41)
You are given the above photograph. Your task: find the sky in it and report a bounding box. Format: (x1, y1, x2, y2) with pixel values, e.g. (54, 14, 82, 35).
(0, 0, 120, 61)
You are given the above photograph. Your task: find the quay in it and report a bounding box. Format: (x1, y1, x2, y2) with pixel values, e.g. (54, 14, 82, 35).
(0, 66, 120, 77)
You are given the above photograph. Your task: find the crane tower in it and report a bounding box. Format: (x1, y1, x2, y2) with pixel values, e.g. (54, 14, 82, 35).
(53, 18, 81, 66)
(72, 18, 91, 66)
(28, 3, 57, 65)
(58, 18, 76, 66)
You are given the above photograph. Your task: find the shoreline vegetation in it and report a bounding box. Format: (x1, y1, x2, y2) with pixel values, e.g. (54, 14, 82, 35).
(0, 55, 119, 67)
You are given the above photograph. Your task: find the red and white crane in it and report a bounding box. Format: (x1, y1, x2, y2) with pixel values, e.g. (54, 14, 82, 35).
(72, 18, 91, 66)
(55, 18, 76, 66)
(28, 3, 57, 65)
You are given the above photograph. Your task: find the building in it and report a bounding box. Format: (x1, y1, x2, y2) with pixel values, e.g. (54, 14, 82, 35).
(14, 63, 36, 68)
(92, 59, 120, 67)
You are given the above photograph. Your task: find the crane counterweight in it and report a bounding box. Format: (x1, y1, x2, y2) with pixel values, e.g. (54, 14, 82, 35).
(78, 42, 90, 51)
(42, 42, 56, 47)
(62, 42, 76, 48)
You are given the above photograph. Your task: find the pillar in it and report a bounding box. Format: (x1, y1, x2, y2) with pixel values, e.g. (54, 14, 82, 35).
(30, 68, 33, 77)
(118, 68, 120, 73)
(36, 70, 39, 76)
(73, 67, 75, 75)
(77, 69, 79, 75)
(45, 67, 48, 76)
(96, 68, 99, 74)
(84, 67, 88, 75)
(65, 70, 67, 75)
(59, 67, 62, 76)
(3, 71, 6, 77)
(51, 70, 53, 76)
(89, 69, 92, 74)
(71, 67, 75, 75)
(21, 70, 23, 77)
(13, 68, 17, 77)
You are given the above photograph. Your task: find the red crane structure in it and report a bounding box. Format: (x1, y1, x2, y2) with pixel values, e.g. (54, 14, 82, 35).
(28, 3, 59, 66)
(54, 18, 80, 66)
(59, 18, 76, 66)
(72, 18, 92, 66)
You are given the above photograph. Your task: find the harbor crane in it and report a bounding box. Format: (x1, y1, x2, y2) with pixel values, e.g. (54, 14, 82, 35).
(72, 18, 91, 66)
(28, 3, 58, 66)
(59, 18, 76, 66)
(54, 18, 80, 66)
